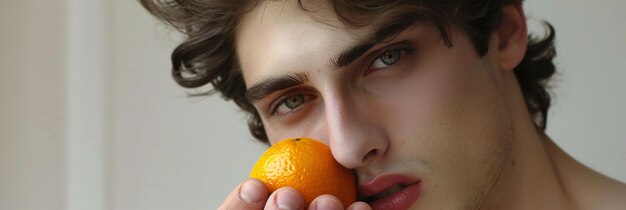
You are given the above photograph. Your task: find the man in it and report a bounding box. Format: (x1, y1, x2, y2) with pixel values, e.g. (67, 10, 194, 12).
(140, 0, 626, 209)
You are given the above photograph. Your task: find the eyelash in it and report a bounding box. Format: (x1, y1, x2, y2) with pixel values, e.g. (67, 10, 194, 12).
(366, 46, 413, 75)
(267, 45, 414, 117)
(269, 93, 313, 116)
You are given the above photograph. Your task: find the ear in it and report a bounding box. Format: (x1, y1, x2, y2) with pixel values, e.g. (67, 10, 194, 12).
(496, 2, 528, 71)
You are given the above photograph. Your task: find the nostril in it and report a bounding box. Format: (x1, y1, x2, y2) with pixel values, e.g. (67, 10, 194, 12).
(362, 149, 378, 163)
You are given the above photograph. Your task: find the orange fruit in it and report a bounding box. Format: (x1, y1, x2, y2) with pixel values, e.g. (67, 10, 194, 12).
(250, 138, 356, 208)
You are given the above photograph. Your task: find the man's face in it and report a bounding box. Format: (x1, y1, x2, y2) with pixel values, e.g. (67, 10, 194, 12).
(236, 1, 513, 209)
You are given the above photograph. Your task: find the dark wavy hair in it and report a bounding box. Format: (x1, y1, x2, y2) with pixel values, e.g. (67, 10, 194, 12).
(139, 0, 556, 144)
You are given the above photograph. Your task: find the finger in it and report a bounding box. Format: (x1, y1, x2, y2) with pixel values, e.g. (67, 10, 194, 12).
(264, 187, 305, 210)
(346, 202, 372, 210)
(308, 195, 344, 210)
(218, 178, 268, 210)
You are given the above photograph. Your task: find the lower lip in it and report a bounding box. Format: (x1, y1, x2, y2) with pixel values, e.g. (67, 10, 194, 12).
(369, 181, 422, 210)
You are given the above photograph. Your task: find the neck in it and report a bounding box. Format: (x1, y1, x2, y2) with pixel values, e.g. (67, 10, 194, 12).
(480, 132, 575, 210)
(480, 73, 573, 210)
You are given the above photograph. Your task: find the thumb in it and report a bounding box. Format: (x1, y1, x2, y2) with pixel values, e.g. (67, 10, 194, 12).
(218, 178, 268, 210)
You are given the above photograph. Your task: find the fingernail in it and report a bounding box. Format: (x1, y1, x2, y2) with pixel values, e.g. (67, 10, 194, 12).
(239, 180, 263, 203)
(346, 202, 371, 210)
(276, 190, 303, 210)
(311, 196, 343, 210)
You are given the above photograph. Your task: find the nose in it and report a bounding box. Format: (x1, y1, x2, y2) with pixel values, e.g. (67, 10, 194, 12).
(323, 91, 389, 169)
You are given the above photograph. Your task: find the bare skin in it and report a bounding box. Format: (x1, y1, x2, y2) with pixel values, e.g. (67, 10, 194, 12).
(218, 1, 626, 210)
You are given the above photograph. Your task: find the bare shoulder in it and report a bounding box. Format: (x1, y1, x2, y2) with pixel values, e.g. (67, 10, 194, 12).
(580, 173, 626, 210)
(544, 139, 626, 209)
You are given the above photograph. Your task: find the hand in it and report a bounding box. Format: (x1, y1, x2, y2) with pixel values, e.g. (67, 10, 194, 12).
(218, 178, 372, 210)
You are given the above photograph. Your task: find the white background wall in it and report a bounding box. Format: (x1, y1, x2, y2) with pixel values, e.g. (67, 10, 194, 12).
(0, 0, 624, 210)
(1, 1, 68, 210)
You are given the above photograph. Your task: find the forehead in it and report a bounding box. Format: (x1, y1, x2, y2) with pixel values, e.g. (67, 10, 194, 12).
(235, 1, 369, 86)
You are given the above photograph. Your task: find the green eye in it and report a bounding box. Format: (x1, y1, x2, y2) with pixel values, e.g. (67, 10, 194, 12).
(270, 94, 310, 116)
(371, 50, 403, 69)
(380, 50, 401, 65)
(284, 95, 304, 109)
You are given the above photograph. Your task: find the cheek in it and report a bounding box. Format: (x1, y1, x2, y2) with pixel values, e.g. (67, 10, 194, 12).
(379, 51, 483, 140)
(382, 49, 512, 190)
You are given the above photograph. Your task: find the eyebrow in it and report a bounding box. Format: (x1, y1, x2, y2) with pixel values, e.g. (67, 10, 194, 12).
(245, 20, 419, 104)
(246, 72, 310, 103)
(329, 42, 375, 69)
(329, 19, 419, 69)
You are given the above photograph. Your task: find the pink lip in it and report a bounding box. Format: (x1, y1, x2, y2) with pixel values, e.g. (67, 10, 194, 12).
(358, 174, 422, 210)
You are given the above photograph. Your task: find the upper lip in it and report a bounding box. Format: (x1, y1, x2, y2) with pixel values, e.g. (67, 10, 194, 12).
(357, 173, 421, 200)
